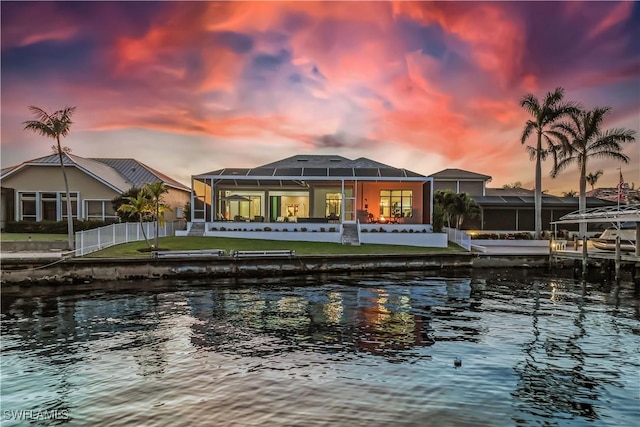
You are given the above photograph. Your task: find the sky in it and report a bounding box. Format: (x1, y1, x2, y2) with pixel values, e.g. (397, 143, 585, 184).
(1, 1, 639, 194)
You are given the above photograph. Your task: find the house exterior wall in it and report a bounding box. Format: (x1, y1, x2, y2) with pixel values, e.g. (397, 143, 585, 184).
(163, 188, 190, 221)
(2, 165, 189, 222)
(459, 181, 483, 196)
(434, 181, 456, 193)
(3, 165, 120, 199)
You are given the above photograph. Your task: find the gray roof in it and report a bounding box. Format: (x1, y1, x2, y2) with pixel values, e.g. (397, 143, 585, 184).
(196, 155, 426, 180)
(429, 168, 492, 181)
(485, 187, 535, 196)
(472, 194, 614, 208)
(1, 153, 189, 193)
(92, 158, 189, 191)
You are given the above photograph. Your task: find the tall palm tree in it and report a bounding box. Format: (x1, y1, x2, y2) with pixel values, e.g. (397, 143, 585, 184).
(144, 181, 171, 249)
(520, 88, 578, 239)
(585, 170, 603, 190)
(118, 191, 153, 248)
(552, 107, 637, 237)
(24, 106, 77, 250)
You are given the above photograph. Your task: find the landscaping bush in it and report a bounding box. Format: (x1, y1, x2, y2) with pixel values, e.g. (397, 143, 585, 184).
(328, 227, 336, 232)
(320, 227, 325, 232)
(264, 227, 272, 231)
(5, 219, 118, 233)
(300, 227, 307, 232)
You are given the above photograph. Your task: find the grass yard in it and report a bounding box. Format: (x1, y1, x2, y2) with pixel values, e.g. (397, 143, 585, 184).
(85, 236, 463, 258)
(1, 233, 68, 242)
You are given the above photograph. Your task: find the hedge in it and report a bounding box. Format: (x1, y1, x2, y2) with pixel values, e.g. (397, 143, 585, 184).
(5, 220, 120, 234)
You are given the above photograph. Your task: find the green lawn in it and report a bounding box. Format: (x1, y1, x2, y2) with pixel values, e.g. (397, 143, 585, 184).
(85, 236, 463, 258)
(1, 233, 68, 242)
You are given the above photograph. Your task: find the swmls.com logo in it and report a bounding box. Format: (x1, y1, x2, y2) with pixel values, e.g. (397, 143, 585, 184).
(3, 409, 70, 421)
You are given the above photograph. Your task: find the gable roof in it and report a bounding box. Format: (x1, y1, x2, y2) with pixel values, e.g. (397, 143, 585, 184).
(196, 155, 426, 180)
(91, 158, 189, 191)
(429, 168, 492, 181)
(1, 153, 189, 193)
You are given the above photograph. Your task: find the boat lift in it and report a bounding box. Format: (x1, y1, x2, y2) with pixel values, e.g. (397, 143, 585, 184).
(550, 204, 640, 281)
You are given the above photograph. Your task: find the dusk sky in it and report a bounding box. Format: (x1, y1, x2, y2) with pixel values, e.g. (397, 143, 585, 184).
(1, 1, 639, 194)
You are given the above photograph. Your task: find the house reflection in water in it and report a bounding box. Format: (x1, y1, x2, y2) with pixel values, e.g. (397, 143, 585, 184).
(188, 278, 478, 357)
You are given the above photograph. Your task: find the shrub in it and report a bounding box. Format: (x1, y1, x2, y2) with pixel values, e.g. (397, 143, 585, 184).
(328, 227, 336, 232)
(220, 227, 226, 231)
(264, 227, 271, 231)
(361, 229, 368, 233)
(211, 227, 218, 231)
(320, 227, 325, 232)
(5, 219, 118, 233)
(300, 227, 307, 232)
(400, 229, 407, 233)
(392, 229, 399, 233)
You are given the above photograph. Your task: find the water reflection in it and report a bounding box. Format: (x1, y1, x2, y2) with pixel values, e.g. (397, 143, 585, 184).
(1, 272, 638, 426)
(188, 278, 480, 360)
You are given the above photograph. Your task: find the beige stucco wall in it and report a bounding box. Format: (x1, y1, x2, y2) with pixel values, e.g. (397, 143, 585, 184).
(163, 187, 190, 221)
(2, 165, 121, 199)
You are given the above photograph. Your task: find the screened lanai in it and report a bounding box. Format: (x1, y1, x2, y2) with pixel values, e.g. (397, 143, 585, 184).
(190, 155, 433, 225)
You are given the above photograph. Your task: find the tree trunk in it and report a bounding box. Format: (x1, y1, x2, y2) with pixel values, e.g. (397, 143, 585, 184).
(534, 130, 543, 239)
(579, 160, 587, 238)
(139, 219, 150, 248)
(155, 202, 159, 249)
(57, 137, 74, 251)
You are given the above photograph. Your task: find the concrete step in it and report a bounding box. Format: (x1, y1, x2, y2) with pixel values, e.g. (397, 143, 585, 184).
(187, 222, 206, 237)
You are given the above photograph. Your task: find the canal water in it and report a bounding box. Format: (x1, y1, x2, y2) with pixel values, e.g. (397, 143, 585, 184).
(1, 271, 639, 426)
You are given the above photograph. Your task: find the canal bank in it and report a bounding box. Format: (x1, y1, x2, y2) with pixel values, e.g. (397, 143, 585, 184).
(0, 252, 552, 286)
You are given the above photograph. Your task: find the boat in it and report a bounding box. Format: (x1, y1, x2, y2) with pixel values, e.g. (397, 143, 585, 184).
(591, 223, 637, 252)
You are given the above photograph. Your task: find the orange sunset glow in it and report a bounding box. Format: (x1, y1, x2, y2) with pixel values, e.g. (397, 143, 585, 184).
(1, 1, 638, 192)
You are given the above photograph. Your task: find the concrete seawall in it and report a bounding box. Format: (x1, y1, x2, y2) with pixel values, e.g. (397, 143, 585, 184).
(0, 253, 549, 286)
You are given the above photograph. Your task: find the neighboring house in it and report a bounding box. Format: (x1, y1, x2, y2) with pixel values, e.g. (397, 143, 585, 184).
(430, 168, 492, 196)
(0, 153, 190, 230)
(429, 169, 615, 232)
(191, 155, 433, 225)
(586, 186, 640, 204)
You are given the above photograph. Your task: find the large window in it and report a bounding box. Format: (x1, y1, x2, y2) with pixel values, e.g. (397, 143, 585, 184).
(18, 191, 79, 221)
(379, 190, 413, 218)
(85, 200, 117, 221)
(19, 192, 36, 221)
(61, 194, 79, 220)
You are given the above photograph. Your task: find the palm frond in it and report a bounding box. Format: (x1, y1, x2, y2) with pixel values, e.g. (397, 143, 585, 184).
(519, 94, 540, 117)
(520, 121, 537, 144)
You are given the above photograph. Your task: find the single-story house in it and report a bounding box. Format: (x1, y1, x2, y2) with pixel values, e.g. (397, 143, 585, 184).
(429, 168, 615, 232)
(0, 153, 190, 230)
(190, 155, 432, 225)
(187, 155, 446, 247)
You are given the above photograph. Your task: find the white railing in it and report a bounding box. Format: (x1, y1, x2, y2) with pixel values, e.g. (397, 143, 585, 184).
(444, 227, 471, 251)
(74, 221, 177, 256)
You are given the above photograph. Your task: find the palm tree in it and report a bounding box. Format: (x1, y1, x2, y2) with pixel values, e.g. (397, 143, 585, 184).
(585, 170, 603, 190)
(24, 106, 77, 250)
(144, 181, 171, 249)
(562, 190, 578, 197)
(502, 182, 523, 189)
(118, 191, 153, 248)
(520, 88, 578, 239)
(552, 106, 637, 238)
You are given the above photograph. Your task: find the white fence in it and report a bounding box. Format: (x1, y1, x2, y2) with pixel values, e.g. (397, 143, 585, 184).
(74, 221, 177, 256)
(444, 227, 471, 251)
